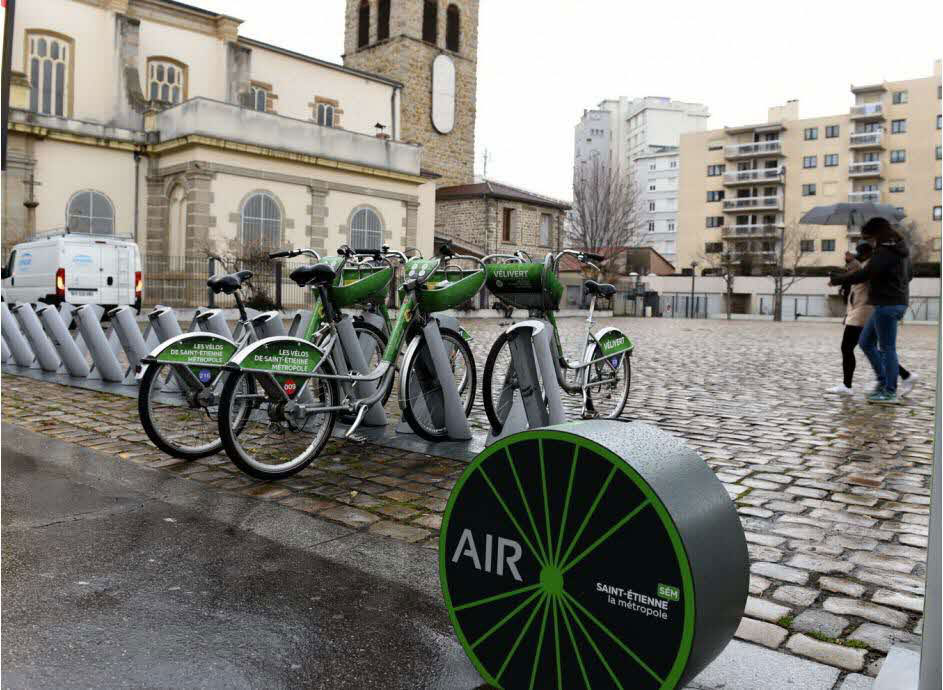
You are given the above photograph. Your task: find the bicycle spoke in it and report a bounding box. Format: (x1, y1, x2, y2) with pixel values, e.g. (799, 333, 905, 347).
(528, 591, 552, 690)
(506, 449, 550, 565)
(478, 466, 546, 568)
(539, 440, 553, 568)
(559, 590, 624, 690)
(554, 445, 580, 566)
(469, 588, 543, 650)
(558, 594, 591, 689)
(558, 466, 617, 568)
(495, 592, 547, 682)
(562, 498, 650, 575)
(453, 583, 540, 612)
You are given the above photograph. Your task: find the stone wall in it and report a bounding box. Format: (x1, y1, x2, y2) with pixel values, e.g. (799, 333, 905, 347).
(343, 0, 479, 187)
(435, 197, 565, 259)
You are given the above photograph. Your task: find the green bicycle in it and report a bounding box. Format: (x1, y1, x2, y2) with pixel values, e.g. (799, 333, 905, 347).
(216, 242, 484, 480)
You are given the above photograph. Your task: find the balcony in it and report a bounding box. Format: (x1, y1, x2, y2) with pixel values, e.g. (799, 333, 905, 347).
(724, 141, 783, 159)
(723, 195, 783, 212)
(723, 167, 785, 186)
(154, 97, 421, 176)
(850, 103, 884, 121)
(848, 191, 882, 203)
(727, 249, 778, 262)
(848, 161, 883, 178)
(849, 130, 884, 149)
(721, 224, 782, 238)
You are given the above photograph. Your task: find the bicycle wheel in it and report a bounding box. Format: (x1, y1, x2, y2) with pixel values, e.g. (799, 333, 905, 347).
(353, 319, 394, 406)
(582, 343, 631, 420)
(401, 327, 476, 441)
(482, 331, 515, 435)
(218, 360, 339, 480)
(139, 363, 249, 459)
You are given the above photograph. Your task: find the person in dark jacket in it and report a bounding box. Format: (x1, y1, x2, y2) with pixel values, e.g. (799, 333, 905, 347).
(829, 217, 913, 404)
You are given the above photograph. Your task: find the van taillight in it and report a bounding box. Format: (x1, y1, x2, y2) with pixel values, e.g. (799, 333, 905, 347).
(55, 267, 66, 298)
(135, 271, 143, 299)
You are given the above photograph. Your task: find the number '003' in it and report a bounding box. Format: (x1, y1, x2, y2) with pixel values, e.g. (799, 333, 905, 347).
(451, 529, 523, 582)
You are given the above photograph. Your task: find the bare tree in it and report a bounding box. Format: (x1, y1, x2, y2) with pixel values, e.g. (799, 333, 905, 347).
(568, 157, 644, 282)
(769, 223, 816, 322)
(896, 219, 932, 265)
(698, 250, 738, 320)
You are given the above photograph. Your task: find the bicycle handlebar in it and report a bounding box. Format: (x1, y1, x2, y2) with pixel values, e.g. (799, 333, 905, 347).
(268, 248, 322, 261)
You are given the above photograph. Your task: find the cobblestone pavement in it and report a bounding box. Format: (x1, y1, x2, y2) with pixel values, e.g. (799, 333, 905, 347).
(2, 316, 937, 681)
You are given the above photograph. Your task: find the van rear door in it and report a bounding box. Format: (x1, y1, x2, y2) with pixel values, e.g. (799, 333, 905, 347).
(65, 242, 101, 301)
(97, 242, 119, 305)
(115, 244, 133, 305)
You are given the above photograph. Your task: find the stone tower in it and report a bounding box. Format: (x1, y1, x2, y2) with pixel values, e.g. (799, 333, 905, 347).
(343, 0, 478, 187)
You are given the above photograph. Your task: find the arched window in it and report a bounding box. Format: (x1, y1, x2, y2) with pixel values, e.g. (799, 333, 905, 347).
(250, 85, 267, 112)
(147, 57, 187, 104)
(317, 102, 335, 127)
(241, 192, 282, 248)
(67, 191, 114, 235)
(446, 5, 460, 52)
(350, 207, 383, 250)
(358, 1, 370, 48)
(378, 0, 391, 41)
(27, 31, 73, 117)
(422, 0, 438, 44)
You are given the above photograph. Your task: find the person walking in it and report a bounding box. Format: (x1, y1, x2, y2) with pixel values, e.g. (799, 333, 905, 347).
(826, 241, 915, 396)
(829, 218, 917, 404)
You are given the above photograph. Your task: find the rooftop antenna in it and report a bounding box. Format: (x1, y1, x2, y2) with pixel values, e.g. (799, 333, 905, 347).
(482, 148, 489, 178)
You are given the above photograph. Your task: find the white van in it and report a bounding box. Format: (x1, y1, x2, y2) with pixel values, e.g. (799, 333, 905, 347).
(1, 232, 142, 311)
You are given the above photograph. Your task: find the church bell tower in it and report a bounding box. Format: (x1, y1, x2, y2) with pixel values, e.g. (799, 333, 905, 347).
(343, 0, 478, 187)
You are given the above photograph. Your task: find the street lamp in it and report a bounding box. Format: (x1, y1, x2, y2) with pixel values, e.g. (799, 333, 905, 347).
(689, 261, 698, 318)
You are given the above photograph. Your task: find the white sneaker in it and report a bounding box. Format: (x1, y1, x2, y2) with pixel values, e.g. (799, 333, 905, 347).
(899, 373, 918, 397)
(826, 384, 854, 396)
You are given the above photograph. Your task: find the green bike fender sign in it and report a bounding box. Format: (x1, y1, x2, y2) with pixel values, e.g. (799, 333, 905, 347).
(596, 327, 633, 358)
(440, 428, 695, 689)
(232, 336, 323, 376)
(154, 333, 238, 367)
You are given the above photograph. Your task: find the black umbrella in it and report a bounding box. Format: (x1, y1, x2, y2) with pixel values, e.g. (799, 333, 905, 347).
(799, 202, 905, 227)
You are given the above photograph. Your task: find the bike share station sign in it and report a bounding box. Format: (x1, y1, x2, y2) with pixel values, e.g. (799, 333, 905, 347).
(440, 421, 748, 689)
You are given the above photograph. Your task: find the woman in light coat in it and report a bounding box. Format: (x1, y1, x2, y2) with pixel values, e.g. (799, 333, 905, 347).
(827, 242, 915, 395)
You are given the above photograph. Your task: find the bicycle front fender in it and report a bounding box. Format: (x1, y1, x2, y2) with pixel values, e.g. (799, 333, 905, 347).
(136, 331, 238, 381)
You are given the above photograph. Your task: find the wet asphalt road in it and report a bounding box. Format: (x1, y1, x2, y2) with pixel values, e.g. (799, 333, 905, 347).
(1, 425, 483, 689)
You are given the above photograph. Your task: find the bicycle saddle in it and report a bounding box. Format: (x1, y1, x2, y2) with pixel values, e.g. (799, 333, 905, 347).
(290, 263, 336, 287)
(206, 270, 253, 295)
(583, 279, 616, 298)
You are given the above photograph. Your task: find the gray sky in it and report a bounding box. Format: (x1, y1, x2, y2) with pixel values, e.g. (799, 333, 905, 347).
(193, 0, 941, 201)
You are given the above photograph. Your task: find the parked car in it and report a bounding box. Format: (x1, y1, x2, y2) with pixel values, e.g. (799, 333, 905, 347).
(1, 232, 142, 312)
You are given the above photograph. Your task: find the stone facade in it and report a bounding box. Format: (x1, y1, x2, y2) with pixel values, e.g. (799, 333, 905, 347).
(435, 197, 565, 259)
(343, 0, 478, 187)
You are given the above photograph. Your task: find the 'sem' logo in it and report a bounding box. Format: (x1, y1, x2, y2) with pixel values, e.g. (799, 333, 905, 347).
(451, 528, 523, 582)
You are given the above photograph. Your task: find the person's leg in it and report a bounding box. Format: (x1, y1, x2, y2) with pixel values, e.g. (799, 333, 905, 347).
(858, 313, 884, 388)
(873, 305, 906, 394)
(898, 364, 911, 380)
(841, 326, 862, 388)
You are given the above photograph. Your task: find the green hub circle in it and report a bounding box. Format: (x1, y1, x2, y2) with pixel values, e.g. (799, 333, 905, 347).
(539, 565, 564, 596)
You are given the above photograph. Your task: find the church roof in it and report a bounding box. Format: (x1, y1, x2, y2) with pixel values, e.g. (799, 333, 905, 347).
(436, 179, 571, 210)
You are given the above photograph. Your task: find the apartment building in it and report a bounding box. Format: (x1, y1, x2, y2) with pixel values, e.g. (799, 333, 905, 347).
(677, 61, 943, 272)
(574, 97, 708, 264)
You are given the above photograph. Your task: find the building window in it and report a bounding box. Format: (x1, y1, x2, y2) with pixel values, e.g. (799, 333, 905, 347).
(648, 184, 656, 191)
(706, 164, 725, 176)
(804, 127, 818, 140)
(937, 145, 942, 160)
(824, 153, 839, 167)
(318, 103, 335, 126)
(935, 176, 942, 191)
(66, 190, 114, 235)
(892, 90, 908, 104)
(800, 239, 815, 252)
(378, 0, 391, 41)
(891, 119, 907, 134)
(890, 149, 906, 163)
(705, 242, 722, 253)
(539, 213, 552, 245)
(889, 181, 905, 193)
(649, 163, 656, 171)
(147, 58, 186, 104)
(803, 155, 817, 168)
(706, 190, 725, 202)
(649, 201, 656, 212)
(670, 160, 678, 168)
(802, 183, 816, 196)
(821, 239, 836, 252)
(934, 206, 942, 221)
(500, 208, 514, 242)
(350, 207, 383, 249)
(312, 97, 342, 127)
(358, 0, 370, 48)
(422, 0, 438, 44)
(937, 114, 942, 130)
(706, 216, 723, 228)
(241, 192, 282, 248)
(27, 31, 73, 117)
(250, 86, 267, 111)
(648, 221, 655, 232)
(667, 221, 675, 232)
(825, 125, 839, 138)
(446, 4, 460, 52)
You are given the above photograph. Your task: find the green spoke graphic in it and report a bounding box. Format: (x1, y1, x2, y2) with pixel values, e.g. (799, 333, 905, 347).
(558, 466, 618, 568)
(563, 590, 664, 685)
(538, 440, 554, 567)
(553, 445, 580, 566)
(562, 498, 652, 575)
(505, 448, 550, 565)
(453, 583, 541, 612)
(552, 595, 562, 690)
(560, 591, 624, 690)
(495, 592, 547, 682)
(558, 594, 591, 690)
(470, 588, 543, 651)
(528, 591, 552, 690)
(478, 466, 546, 568)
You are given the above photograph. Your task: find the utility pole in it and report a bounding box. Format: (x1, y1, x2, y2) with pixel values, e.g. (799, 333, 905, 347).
(482, 148, 489, 178)
(689, 260, 698, 319)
